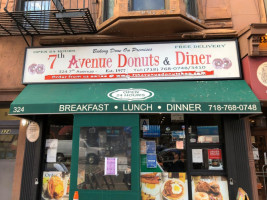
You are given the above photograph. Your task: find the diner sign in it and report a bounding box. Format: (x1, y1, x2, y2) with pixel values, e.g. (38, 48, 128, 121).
(22, 40, 240, 83)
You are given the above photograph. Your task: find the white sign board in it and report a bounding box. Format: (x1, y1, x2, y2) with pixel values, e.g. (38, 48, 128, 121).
(22, 40, 240, 83)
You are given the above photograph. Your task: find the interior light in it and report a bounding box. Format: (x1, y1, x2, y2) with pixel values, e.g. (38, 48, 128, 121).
(21, 119, 28, 126)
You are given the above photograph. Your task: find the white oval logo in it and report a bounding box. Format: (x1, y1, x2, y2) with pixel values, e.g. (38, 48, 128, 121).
(257, 62, 267, 87)
(108, 88, 154, 101)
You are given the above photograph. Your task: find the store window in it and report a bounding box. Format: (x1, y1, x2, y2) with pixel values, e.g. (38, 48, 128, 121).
(130, 0, 165, 11)
(0, 127, 19, 159)
(42, 123, 73, 200)
(77, 126, 132, 190)
(140, 114, 188, 200)
(140, 114, 229, 200)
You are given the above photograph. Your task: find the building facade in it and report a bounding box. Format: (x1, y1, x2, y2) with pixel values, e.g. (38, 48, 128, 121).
(0, 0, 267, 200)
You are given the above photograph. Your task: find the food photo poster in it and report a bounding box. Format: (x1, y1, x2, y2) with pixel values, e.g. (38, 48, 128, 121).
(42, 171, 70, 200)
(192, 176, 229, 200)
(141, 172, 188, 200)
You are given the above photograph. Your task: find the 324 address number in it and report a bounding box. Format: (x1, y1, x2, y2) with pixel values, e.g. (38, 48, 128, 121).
(13, 107, 25, 113)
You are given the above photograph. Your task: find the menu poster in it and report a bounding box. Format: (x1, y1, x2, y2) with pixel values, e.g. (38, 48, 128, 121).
(46, 139, 58, 163)
(192, 176, 229, 200)
(42, 171, 70, 200)
(141, 172, 188, 200)
(104, 157, 118, 175)
(192, 149, 203, 163)
(208, 149, 223, 170)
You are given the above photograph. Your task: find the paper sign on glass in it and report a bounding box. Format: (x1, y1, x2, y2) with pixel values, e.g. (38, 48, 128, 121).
(146, 154, 157, 168)
(140, 140, 147, 154)
(146, 141, 156, 154)
(104, 157, 118, 175)
(176, 141, 184, 149)
(46, 139, 58, 163)
(192, 149, 203, 163)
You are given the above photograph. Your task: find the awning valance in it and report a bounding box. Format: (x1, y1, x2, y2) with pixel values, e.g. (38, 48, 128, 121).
(9, 80, 261, 115)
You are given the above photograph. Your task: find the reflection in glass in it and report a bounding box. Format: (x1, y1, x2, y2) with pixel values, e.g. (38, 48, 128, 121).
(77, 127, 132, 191)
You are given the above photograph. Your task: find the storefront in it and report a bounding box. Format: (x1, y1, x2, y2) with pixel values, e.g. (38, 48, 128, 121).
(10, 40, 262, 200)
(239, 24, 267, 200)
(0, 113, 20, 200)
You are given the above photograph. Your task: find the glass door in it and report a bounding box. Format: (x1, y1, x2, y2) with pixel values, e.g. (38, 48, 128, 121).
(70, 114, 140, 200)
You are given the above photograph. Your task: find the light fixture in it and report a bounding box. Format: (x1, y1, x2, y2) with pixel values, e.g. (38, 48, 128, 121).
(21, 119, 28, 126)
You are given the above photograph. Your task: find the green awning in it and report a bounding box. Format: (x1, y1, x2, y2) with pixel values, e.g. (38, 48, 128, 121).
(9, 80, 261, 115)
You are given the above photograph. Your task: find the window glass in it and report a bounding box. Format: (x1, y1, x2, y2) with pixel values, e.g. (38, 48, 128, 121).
(77, 126, 132, 191)
(140, 114, 188, 200)
(24, 0, 50, 29)
(132, 0, 165, 11)
(184, 0, 198, 17)
(24, 0, 50, 11)
(104, 0, 114, 20)
(42, 125, 73, 200)
(140, 116, 186, 173)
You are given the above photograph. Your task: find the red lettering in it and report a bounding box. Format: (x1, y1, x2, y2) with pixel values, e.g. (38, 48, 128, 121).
(154, 56, 159, 66)
(107, 58, 112, 68)
(78, 59, 86, 68)
(176, 51, 212, 65)
(118, 54, 127, 67)
(176, 51, 185, 65)
(48, 54, 57, 69)
(68, 55, 79, 68)
(199, 54, 205, 64)
(86, 59, 91, 68)
(149, 54, 153, 66)
(206, 55, 211, 64)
